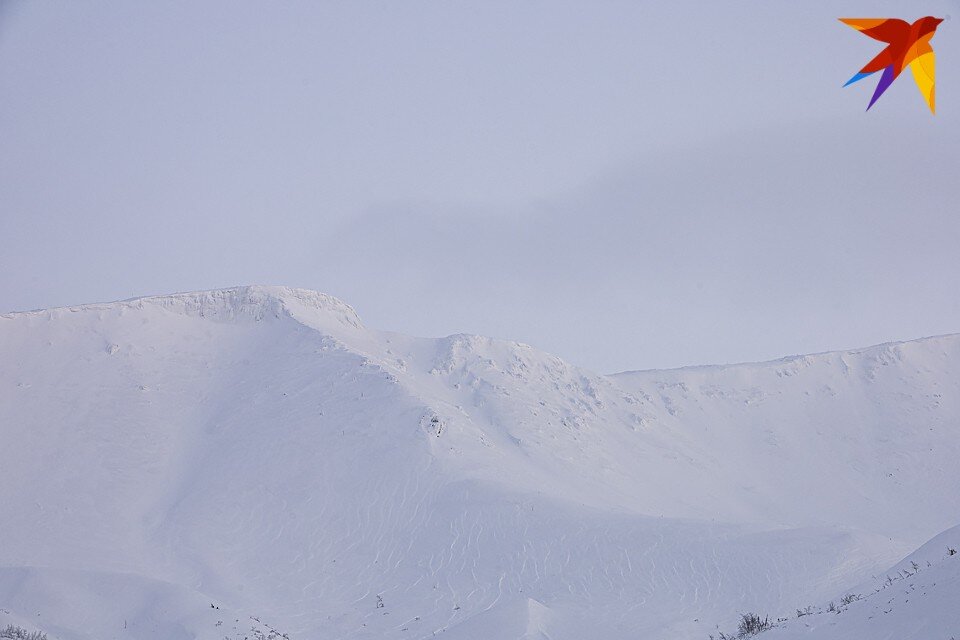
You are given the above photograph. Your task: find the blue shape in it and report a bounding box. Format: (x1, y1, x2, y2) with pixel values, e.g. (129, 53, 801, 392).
(844, 71, 875, 87)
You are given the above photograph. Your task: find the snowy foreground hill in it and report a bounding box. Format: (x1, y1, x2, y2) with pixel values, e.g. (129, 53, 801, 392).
(1, 286, 958, 640)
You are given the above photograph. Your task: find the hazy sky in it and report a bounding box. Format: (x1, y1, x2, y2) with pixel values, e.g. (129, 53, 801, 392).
(2, 1, 959, 372)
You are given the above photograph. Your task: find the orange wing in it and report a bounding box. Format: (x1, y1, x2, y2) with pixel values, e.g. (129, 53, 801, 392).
(839, 18, 911, 43)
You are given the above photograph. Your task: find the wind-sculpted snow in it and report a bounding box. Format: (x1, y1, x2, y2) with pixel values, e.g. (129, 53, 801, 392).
(1, 287, 958, 639)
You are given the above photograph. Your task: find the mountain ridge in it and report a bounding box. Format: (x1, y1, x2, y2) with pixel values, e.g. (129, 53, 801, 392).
(6, 285, 959, 378)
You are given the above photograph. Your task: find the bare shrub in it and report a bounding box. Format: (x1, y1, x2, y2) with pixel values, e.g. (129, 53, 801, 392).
(736, 612, 772, 636)
(0, 625, 48, 640)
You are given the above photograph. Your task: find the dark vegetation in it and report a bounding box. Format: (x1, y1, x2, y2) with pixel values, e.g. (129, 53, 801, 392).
(0, 626, 47, 640)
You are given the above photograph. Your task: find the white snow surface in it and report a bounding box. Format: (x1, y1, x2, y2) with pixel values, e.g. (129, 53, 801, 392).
(1, 285, 958, 639)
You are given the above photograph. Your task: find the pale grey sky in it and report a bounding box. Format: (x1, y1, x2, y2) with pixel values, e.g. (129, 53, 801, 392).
(1, 1, 958, 372)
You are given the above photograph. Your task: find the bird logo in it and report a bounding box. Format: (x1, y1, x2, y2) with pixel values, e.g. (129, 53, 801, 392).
(840, 16, 944, 113)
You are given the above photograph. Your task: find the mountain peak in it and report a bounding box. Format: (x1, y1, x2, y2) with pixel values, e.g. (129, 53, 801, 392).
(2, 285, 365, 330)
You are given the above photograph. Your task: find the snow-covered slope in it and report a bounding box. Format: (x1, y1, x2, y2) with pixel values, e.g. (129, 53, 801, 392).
(613, 337, 960, 537)
(1, 286, 958, 639)
(757, 524, 960, 640)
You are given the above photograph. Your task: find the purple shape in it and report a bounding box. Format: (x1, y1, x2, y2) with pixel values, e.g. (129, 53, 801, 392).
(867, 65, 896, 110)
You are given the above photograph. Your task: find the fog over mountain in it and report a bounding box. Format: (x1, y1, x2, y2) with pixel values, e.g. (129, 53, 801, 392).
(3, 0, 959, 371)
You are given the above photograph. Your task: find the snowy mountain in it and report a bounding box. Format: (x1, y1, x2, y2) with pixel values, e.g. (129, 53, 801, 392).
(1, 286, 958, 639)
